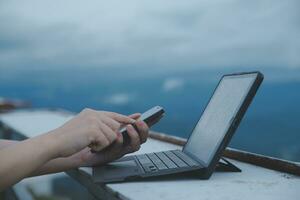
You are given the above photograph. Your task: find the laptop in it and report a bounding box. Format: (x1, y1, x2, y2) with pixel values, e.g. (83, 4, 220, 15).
(93, 71, 264, 183)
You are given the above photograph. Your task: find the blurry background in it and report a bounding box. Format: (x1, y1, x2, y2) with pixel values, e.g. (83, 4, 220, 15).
(0, 0, 299, 164)
(1, 0, 299, 199)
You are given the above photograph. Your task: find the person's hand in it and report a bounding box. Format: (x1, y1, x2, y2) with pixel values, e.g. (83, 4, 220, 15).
(50, 108, 136, 158)
(69, 113, 149, 167)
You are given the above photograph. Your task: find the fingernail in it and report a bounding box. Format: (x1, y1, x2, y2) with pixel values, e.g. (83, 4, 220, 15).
(137, 120, 145, 126)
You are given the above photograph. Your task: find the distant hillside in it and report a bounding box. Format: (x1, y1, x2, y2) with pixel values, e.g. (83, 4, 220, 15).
(0, 68, 299, 161)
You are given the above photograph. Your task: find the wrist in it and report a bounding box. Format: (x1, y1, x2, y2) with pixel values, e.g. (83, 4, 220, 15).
(38, 130, 63, 160)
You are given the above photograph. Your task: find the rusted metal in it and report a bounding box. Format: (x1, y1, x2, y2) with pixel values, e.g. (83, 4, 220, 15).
(149, 131, 186, 146)
(0, 98, 30, 113)
(223, 148, 300, 176)
(149, 131, 300, 176)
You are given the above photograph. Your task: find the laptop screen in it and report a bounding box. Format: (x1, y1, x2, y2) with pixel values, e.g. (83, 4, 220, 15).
(183, 73, 257, 166)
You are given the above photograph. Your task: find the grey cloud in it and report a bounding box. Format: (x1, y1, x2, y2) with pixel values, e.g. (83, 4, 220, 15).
(0, 0, 299, 71)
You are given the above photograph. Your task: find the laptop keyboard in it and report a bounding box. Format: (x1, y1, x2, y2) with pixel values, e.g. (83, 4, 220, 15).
(136, 150, 199, 173)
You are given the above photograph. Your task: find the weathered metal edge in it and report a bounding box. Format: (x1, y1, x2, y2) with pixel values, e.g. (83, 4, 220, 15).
(66, 169, 121, 200)
(149, 131, 300, 176)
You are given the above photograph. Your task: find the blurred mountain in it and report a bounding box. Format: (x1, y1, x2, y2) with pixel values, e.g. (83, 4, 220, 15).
(0, 68, 299, 161)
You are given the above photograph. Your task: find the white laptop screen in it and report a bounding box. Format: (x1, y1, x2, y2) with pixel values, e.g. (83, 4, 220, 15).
(183, 73, 257, 166)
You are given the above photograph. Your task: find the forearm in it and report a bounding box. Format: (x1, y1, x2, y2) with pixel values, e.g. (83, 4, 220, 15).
(29, 154, 81, 177)
(0, 132, 60, 190)
(0, 139, 83, 177)
(0, 139, 18, 150)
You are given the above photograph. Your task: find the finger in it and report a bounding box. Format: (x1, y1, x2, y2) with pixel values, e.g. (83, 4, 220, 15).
(111, 133, 124, 152)
(89, 134, 110, 152)
(99, 122, 118, 145)
(135, 120, 149, 143)
(106, 132, 124, 149)
(128, 113, 141, 120)
(100, 115, 121, 131)
(116, 132, 124, 145)
(125, 124, 141, 153)
(99, 132, 123, 155)
(104, 112, 136, 124)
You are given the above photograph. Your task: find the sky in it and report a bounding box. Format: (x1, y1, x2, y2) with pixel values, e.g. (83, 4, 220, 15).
(0, 0, 299, 73)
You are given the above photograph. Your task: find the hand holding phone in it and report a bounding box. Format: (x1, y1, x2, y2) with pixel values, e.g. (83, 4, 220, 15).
(91, 106, 165, 153)
(121, 106, 165, 145)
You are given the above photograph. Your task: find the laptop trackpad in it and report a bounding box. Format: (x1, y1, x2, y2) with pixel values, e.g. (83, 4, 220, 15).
(93, 157, 142, 182)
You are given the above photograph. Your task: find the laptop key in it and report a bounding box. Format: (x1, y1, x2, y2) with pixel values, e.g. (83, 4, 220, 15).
(147, 153, 168, 170)
(147, 165, 157, 172)
(164, 151, 188, 168)
(172, 150, 199, 167)
(143, 165, 157, 173)
(136, 154, 157, 173)
(137, 154, 152, 165)
(155, 152, 177, 169)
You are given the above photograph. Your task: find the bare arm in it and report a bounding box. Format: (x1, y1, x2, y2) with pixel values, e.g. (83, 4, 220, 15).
(0, 110, 148, 191)
(0, 139, 18, 150)
(0, 139, 79, 176)
(0, 133, 59, 190)
(0, 116, 148, 177)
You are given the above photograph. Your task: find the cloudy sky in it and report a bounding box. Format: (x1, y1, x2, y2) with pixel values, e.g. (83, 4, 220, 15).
(0, 0, 299, 71)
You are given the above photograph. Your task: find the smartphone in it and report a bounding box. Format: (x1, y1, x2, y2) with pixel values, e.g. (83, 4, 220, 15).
(120, 106, 165, 145)
(91, 106, 165, 153)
